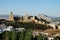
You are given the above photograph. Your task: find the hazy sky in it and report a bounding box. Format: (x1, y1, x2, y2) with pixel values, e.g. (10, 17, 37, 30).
(0, 0, 60, 17)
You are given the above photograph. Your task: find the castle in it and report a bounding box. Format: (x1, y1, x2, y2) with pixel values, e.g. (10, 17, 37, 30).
(8, 12, 60, 30)
(9, 12, 38, 23)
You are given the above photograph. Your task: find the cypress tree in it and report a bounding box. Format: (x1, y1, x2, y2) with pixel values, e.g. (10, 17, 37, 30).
(24, 29, 32, 40)
(10, 31, 16, 40)
(3, 31, 9, 40)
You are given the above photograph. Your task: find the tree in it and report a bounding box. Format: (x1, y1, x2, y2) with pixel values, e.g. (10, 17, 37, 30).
(37, 34, 43, 40)
(9, 31, 16, 40)
(24, 29, 32, 40)
(44, 37, 48, 40)
(54, 36, 60, 40)
(19, 30, 25, 40)
(3, 31, 9, 40)
(0, 33, 3, 40)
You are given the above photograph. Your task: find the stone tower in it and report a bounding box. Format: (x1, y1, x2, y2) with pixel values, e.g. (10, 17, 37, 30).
(9, 12, 14, 21)
(23, 14, 28, 22)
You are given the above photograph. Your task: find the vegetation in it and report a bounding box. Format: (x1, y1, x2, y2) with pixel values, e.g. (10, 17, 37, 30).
(24, 29, 32, 40)
(3, 31, 9, 40)
(54, 36, 60, 40)
(6, 21, 49, 30)
(0, 20, 53, 40)
(1, 30, 60, 40)
(9, 31, 16, 40)
(19, 30, 25, 40)
(37, 34, 43, 40)
(1, 30, 32, 40)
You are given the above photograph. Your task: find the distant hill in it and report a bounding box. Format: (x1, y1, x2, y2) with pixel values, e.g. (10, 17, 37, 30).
(52, 17, 60, 22)
(0, 15, 9, 19)
(0, 15, 21, 19)
(37, 14, 52, 22)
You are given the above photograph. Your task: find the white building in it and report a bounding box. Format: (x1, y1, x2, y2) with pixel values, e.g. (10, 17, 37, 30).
(0, 29, 2, 33)
(0, 24, 6, 32)
(5, 26, 13, 31)
(48, 37, 54, 40)
(48, 36, 54, 40)
(32, 30, 40, 37)
(15, 28, 25, 32)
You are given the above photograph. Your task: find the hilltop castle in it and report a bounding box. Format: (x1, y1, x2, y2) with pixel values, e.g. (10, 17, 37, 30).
(9, 12, 37, 22)
(8, 12, 60, 30)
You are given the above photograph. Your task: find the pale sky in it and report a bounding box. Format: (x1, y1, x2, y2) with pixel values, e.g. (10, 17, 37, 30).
(0, 0, 60, 17)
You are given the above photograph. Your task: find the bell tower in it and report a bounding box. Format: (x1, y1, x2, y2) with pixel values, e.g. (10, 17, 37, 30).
(9, 12, 14, 21)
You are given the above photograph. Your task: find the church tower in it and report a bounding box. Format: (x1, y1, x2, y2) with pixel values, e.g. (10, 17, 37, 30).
(9, 12, 14, 21)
